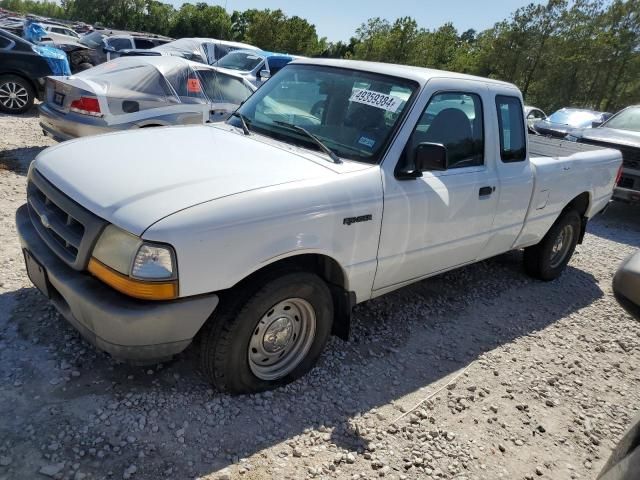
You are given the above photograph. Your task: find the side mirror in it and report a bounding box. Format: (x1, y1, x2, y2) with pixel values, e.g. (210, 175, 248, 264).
(259, 69, 271, 81)
(415, 142, 448, 172)
(591, 121, 603, 128)
(122, 100, 139, 113)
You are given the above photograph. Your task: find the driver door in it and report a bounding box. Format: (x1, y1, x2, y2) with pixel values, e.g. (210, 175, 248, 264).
(374, 80, 499, 292)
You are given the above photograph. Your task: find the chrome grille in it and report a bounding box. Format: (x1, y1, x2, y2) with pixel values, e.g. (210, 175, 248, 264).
(26, 169, 107, 270)
(619, 175, 638, 190)
(27, 180, 85, 262)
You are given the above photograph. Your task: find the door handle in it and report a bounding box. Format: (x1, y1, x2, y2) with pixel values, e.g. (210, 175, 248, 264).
(479, 186, 495, 197)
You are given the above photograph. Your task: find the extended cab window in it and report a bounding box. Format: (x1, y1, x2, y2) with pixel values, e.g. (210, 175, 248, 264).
(406, 92, 484, 169)
(496, 95, 526, 162)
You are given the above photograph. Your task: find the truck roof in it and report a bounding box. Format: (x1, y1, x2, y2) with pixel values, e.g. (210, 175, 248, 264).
(292, 58, 518, 90)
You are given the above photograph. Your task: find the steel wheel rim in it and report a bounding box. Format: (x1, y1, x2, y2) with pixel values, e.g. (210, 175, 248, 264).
(550, 224, 574, 268)
(248, 297, 316, 381)
(0, 82, 29, 110)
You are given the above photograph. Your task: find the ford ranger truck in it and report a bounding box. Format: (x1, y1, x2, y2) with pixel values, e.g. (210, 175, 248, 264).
(16, 59, 622, 394)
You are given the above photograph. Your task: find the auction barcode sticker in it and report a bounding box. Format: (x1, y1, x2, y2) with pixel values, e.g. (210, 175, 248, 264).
(349, 89, 403, 113)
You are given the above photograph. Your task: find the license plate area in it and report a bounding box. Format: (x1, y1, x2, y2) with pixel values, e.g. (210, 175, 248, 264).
(53, 92, 65, 106)
(24, 249, 50, 298)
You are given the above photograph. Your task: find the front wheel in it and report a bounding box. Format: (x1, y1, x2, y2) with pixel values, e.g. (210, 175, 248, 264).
(200, 272, 334, 394)
(523, 210, 581, 281)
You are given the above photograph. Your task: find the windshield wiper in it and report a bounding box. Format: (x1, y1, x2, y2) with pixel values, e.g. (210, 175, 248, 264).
(232, 111, 251, 135)
(272, 121, 341, 164)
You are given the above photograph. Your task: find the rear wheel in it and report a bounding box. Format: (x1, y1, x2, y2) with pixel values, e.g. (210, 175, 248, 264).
(0, 75, 34, 114)
(200, 271, 334, 394)
(523, 210, 581, 281)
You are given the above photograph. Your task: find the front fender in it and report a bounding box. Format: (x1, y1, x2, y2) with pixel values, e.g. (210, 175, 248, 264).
(143, 168, 384, 302)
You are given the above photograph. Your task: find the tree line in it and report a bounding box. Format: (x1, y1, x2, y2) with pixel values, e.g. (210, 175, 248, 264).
(1, 0, 638, 113)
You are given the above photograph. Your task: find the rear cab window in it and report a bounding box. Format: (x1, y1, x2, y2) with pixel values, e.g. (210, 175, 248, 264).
(496, 95, 526, 162)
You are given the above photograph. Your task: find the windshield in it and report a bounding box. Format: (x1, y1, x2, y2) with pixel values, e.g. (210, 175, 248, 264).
(196, 70, 254, 104)
(80, 31, 105, 48)
(228, 64, 418, 164)
(547, 109, 602, 128)
(602, 107, 640, 132)
(216, 51, 263, 72)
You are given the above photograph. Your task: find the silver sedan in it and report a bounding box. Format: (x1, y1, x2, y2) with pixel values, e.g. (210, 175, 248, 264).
(39, 56, 256, 142)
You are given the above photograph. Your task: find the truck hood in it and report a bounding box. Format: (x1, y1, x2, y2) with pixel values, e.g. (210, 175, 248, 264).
(577, 127, 640, 149)
(34, 125, 336, 235)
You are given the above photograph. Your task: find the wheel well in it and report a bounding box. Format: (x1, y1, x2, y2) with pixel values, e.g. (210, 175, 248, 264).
(563, 192, 590, 217)
(563, 192, 590, 243)
(223, 254, 353, 340)
(238, 254, 347, 291)
(0, 72, 37, 96)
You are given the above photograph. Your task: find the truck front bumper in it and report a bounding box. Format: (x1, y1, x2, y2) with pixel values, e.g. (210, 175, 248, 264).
(16, 204, 219, 364)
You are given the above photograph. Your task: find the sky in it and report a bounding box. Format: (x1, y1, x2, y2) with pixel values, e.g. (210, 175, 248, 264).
(167, 0, 545, 42)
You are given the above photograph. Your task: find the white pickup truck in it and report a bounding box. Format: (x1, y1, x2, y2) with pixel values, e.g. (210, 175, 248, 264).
(16, 59, 622, 393)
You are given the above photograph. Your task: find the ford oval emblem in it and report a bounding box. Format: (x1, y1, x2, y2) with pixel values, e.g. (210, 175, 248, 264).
(40, 214, 51, 229)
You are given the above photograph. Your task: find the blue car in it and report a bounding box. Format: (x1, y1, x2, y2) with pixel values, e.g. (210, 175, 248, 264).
(214, 49, 297, 87)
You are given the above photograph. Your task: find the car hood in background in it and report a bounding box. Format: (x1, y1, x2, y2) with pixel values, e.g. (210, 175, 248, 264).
(532, 120, 575, 136)
(577, 127, 640, 149)
(33, 125, 339, 235)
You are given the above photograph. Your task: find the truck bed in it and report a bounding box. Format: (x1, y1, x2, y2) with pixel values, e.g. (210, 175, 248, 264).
(528, 134, 603, 158)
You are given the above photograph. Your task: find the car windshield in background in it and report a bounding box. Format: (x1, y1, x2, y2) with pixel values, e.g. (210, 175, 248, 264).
(602, 106, 640, 132)
(547, 109, 601, 127)
(80, 31, 105, 48)
(197, 70, 253, 104)
(216, 51, 263, 71)
(230, 64, 417, 164)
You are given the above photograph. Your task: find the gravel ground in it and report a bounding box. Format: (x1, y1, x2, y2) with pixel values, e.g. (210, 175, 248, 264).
(1, 111, 639, 480)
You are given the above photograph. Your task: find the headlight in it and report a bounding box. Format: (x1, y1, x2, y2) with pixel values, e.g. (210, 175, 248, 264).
(88, 225, 178, 300)
(132, 244, 175, 280)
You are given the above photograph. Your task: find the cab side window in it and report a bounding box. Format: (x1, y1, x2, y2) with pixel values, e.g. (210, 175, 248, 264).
(496, 95, 526, 162)
(406, 92, 484, 169)
(134, 38, 155, 50)
(108, 38, 133, 51)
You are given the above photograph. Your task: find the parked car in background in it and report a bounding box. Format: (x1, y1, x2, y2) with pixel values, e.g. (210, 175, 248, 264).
(531, 108, 611, 137)
(0, 28, 70, 113)
(38, 56, 256, 142)
(613, 251, 640, 319)
(568, 105, 640, 204)
(524, 105, 546, 132)
(49, 29, 172, 73)
(119, 37, 259, 65)
(214, 49, 296, 87)
(17, 59, 621, 393)
(41, 23, 81, 43)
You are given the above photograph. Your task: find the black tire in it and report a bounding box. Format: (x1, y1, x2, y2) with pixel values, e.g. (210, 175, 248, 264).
(77, 62, 94, 71)
(200, 271, 334, 394)
(523, 210, 581, 281)
(0, 75, 35, 114)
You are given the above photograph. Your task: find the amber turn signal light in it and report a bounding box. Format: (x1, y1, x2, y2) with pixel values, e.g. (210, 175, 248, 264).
(88, 258, 178, 300)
